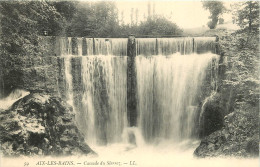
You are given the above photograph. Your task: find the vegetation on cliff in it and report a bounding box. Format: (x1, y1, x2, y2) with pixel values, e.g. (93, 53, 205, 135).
(195, 1, 259, 157)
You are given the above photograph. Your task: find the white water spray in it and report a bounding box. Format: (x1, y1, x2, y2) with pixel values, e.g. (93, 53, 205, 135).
(80, 55, 128, 145)
(0, 89, 30, 110)
(136, 53, 219, 143)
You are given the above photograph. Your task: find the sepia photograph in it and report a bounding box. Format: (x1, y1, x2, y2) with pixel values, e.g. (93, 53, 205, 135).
(0, 0, 259, 167)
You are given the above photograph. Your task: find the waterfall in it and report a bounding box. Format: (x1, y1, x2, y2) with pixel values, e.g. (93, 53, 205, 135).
(67, 37, 72, 55)
(111, 38, 128, 56)
(157, 37, 193, 55)
(136, 53, 219, 143)
(136, 37, 214, 56)
(85, 38, 94, 55)
(94, 38, 111, 55)
(194, 37, 216, 54)
(59, 36, 218, 146)
(28, 36, 257, 166)
(94, 38, 127, 56)
(60, 37, 128, 146)
(80, 56, 127, 145)
(60, 37, 67, 55)
(80, 56, 96, 145)
(64, 56, 74, 112)
(60, 37, 75, 113)
(77, 37, 83, 56)
(136, 38, 157, 56)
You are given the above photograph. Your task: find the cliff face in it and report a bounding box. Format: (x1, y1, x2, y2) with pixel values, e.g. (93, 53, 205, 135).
(0, 93, 94, 156)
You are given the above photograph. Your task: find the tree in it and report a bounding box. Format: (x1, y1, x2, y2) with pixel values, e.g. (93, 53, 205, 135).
(120, 11, 125, 25)
(137, 16, 183, 36)
(131, 8, 134, 26)
(91, 1, 120, 37)
(202, 1, 226, 29)
(67, 1, 120, 37)
(68, 2, 95, 37)
(237, 1, 259, 33)
(219, 1, 260, 107)
(0, 1, 64, 56)
(135, 8, 139, 25)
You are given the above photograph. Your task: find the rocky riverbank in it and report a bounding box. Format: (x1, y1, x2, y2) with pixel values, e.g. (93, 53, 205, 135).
(0, 93, 94, 156)
(194, 28, 259, 158)
(194, 106, 258, 158)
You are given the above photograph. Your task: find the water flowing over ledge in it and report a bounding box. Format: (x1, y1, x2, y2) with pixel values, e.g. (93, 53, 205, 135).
(136, 53, 219, 143)
(1, 36, 256, 166)
(58, 36, 220, 148)
(56, 36, 216, 57)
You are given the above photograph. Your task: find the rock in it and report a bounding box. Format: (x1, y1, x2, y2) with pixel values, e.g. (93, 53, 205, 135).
(194, 108, 258, 158)
(199, 93, 224, 137)
(0, 93, 94, 156)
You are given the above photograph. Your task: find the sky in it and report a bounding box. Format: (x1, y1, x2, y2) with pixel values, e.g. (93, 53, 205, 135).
(115, 1, 235, 29)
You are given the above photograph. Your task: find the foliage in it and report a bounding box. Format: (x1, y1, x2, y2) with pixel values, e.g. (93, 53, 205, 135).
(196, 3, 260, 157)
(67, 2, 121, 37)
(0, 1, 65, 96)
(0, 1, 64, 56)
(219, 1, 259, 107)
(237, 1, 259, 33)
(135, 16, 183, 36)
(56, 1, 182, 37)
(219, 31, 259, 107)
(0, 1, 183, 47)
(202, 1, 226, 29)
(51, 1, 78, 22)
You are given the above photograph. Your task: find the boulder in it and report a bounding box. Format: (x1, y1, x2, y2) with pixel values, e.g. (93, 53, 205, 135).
(199, 93, 224, 137)
(0, 93, 94, 156)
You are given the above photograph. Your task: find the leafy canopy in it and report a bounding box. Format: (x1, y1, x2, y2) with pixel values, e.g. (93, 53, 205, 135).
(202, 1, 226, 29)
(237, 1, 259, 33)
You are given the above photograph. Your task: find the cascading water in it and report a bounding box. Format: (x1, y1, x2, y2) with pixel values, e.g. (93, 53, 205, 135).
(94, 38, 111, 55)
(136, 37, 195, 56)
(1, 36, 253, 167)
(111, 38, 128, 56)
(60, 36, 219, 148)
(94, 38, 128, 56)
(64, 56, 74, 110)
(80, 56, 127, 145)
(77, 37, 83, 56)
(85, 38, 94, 55)
(194, 37, 216, 54)
(136, 53, 219, 143)
(157, 37, 193, 55)
(60, 37, 128, 146)
(61, 37, 75, 113)
(136, 38, 157, 56)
